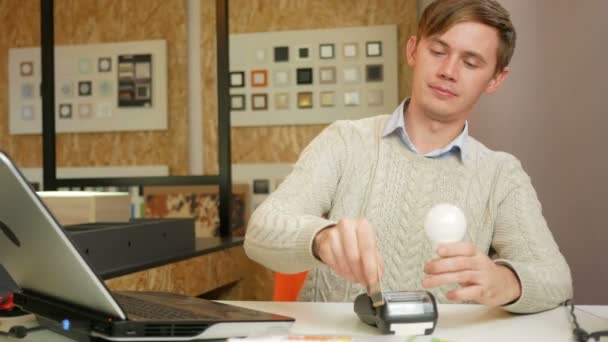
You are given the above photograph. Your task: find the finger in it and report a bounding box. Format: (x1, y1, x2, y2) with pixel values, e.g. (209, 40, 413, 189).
(422, 270, 479, 289)
(376, 250, 385, 279)
(338, 219, 365, 284)
(424, 256, 480, 274)
(357, 219, 380, 286)
(436, 241, 477, 258)
(329, 228, 359, 283)
(446, 285, 484, 302)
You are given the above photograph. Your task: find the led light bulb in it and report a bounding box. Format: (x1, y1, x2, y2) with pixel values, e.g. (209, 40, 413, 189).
(424, 203, 467, 252)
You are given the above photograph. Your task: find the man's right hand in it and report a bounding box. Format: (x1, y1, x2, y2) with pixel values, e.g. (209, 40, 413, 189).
(313, 218, 384, 286)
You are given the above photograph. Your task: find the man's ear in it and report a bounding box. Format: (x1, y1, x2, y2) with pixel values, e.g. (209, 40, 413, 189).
(485, 67, 510, 94)
(406, 36, 418, 67)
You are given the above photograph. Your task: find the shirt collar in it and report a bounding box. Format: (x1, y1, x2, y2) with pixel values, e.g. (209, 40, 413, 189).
(383, 98, 468, 162)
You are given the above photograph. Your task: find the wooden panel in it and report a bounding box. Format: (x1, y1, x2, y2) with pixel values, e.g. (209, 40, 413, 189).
(104, 245, 273, 301)
(0, 0, 189, 175)
(201, 0, 417, 174)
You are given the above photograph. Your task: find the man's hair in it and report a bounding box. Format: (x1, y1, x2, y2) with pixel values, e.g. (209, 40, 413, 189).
(418, 0, 516, 74)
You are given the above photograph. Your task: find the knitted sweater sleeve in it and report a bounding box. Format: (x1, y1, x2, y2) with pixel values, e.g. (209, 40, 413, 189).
(244, 122, 347, 274)
(492, 155, 573, 313)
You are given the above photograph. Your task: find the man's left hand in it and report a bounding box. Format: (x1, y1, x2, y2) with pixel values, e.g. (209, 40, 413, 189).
(422, 242, 522, 307)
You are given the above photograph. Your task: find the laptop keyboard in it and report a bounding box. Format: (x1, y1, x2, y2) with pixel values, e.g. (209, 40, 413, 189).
(113, 293, 197, 320)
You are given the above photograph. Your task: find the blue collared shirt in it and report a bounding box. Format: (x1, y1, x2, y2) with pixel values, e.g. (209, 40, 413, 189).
(382, 99, 468, 161)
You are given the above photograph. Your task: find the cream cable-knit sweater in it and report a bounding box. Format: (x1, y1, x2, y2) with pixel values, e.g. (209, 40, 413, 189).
(244, 115, 573, 314)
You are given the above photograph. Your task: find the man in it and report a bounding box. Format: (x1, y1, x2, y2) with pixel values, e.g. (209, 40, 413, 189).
(244, 0, 572, 314)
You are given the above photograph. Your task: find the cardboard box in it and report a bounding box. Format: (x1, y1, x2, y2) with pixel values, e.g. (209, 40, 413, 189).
(37, 191, 131, 226)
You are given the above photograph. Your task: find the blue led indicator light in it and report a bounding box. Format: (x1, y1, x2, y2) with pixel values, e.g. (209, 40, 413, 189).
(62, 319, 71, 331)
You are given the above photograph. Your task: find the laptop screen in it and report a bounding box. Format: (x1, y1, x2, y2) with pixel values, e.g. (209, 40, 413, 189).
(0, 151, 126, 319)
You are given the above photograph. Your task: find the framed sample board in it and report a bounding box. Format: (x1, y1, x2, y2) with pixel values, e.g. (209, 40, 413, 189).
(229, 25, 398, 127)
(8, 40, 168, 135)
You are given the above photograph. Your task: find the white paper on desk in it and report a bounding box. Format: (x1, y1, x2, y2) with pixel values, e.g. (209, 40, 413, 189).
(228, 335, 444, 342)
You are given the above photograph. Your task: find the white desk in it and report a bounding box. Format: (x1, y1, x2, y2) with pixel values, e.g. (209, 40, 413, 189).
(1, 302, 607, 341)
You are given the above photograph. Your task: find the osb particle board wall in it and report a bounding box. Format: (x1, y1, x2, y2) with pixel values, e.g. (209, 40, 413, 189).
(0, 0, 189, 175)
(202, 0, 417, 174)
(0, 0, 417, 176)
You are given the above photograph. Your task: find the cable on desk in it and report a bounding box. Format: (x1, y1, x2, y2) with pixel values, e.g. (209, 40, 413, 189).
(566, 299, 608, 342)
(0, 325, 46, 339)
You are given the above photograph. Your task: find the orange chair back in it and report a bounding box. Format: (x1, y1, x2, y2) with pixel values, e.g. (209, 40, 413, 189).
(273, 271, 308, 302)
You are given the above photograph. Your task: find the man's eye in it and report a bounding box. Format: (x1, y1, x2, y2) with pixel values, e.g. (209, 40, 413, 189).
(430, 49, 445, 56)
(464, 61, 478, 68)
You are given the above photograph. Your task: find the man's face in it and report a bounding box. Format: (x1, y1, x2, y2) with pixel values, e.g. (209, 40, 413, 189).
(407, 21, 509, 122)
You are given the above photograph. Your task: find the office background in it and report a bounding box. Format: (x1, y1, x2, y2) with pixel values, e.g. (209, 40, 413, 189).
(0, 0, 606, 304)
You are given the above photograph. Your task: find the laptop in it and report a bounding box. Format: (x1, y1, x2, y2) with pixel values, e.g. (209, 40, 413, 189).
(0, 151, 294, 340)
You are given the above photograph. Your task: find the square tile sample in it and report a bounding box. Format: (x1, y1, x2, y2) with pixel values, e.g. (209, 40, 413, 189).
(319, 44, 335, 59)
(254, 48, 267, 62)
(368, 89, 384, 106)
(78, 81, 92, 96)
(296, 45, 311, 61)
(274, 46, 289, 62)
(135, 62, 151, 78)
(252, 93, 268, 110)
(21, 105, 34, 120)
(296, 68, 313, 85)
(58, 104, 72, 119)
(98, 57, 112, 72)
(320, 91, 335, 107)
(319, 66, 336, 84)
(230, 94, 246, 111)
(344, 91, 360, 106)
(230, 71, 245, 88)
(273, 69, 291, 86)
(59, 80, 74, 98)
(78, 103, 93, 118)
(99, 80, 113, 97)
(297, 92, 313, 109)
(79, 58, 92, 74)
(366, 64, 384, 82)
(343, 43, 358, 58)
(342, 66, 360, 84)
(97, 102, 113, 118)
(20, 83, 35, 99)
(251, 70, 268, 87)
(20, 61, 34, 76)
(274, 92, 290, 110)
(366, 41, 383, 57)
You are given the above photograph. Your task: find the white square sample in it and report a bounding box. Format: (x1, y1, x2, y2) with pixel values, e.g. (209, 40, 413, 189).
(79, 103, 93, 118)
(344, 91, 360, 106)
(320, 91, 335, 107)
(79, 59, 91, 73)
(255, 49, 267, 62)
(274, 70, 289, 85)
(230, 73, 244, 86)
(275, 93, 289, 109)
(367, 42, 382, 56)
(368, 89, 384, 106)
(253, 95, 267, 108)
(320, 67, 336, 83)
(21, 105, 34, 120)
(136, 62, 151, 78)
(343, 67, 360, 83)
(320, 44, 334, 59)
(97, 102, 113, 118)
(253, 72, 266, 85)
(21, 83, 34, 99)
(343, 43, 358, 57)
(59, 80, 74, 97)
(231, 95, 244, 109)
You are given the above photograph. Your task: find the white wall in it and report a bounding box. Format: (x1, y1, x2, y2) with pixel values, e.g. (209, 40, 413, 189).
(470, 1, 608, 304)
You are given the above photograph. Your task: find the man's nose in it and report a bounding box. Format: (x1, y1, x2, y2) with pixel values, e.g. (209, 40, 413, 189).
(438, 56, 458, 81)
